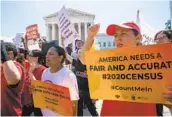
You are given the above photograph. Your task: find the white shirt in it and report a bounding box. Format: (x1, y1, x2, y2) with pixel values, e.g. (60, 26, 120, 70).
(41, 67, 79, 116)
(71, 51, 78, 60)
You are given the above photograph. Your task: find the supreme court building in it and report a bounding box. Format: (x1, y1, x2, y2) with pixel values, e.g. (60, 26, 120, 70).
(43, 8, 95, 50)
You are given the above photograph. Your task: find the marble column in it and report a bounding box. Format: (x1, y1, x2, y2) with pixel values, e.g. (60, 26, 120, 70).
(72, 23, 76, 51)
(46, 24, 50, 41)
(52, 23, 56, 40)
(78, 23, 81, 40)
(84, 22, 88, 41)
(49, 24, 52, 40)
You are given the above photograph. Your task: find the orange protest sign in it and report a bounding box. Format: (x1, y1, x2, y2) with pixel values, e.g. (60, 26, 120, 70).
(26, 24, 38, 40)
(85, 43, 172, 105)
(31, 80, 73, 116)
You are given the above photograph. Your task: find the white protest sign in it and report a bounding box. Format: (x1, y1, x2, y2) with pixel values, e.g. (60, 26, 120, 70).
(57, 6, 80, 47)
(27, 40, 40, 51)
(136, 10, 157, 45)
(13, 33, 24, 48)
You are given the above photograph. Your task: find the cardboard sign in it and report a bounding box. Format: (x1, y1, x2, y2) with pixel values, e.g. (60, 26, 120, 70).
(13, 33, 24, 48)
(85, 43, 172, 105)
(26, 24, 38, 40)
(27, 39, 40, 51)
(57, 6, 80, 47)
(31, 80, 73, 116)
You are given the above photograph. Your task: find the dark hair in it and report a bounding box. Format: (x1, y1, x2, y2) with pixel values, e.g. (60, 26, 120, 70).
(52, 46, 66, 64)
(132, 29, 139, 36)
(29, 49, 45, 65)
(29, 49, 43, 57)
(75, 40, 83, 50)
(131, 29, 142, 46)
(4, 42, 18, 57)
(154, 30, 172, 42)
(18, 48, 28, 59)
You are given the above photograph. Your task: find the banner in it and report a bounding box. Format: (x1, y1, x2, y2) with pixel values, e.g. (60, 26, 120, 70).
(26, 24, 38, 40)
(57, 6, 80, 47)
(85, 43, 172, 105)
(31, 80, 73, 116)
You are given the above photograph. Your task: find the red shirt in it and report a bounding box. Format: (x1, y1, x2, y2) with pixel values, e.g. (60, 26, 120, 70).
(1, 61, 25, 116)
(24, 60, 30, 73)
(23, 65, 46, 105)
(100, 100, 157, 116)
(33, 65, 46, 81)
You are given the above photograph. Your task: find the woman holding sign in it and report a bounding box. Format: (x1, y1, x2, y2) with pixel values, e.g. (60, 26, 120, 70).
(41, 45, 79, 116)
(154, 29, 172, 116)
(79, 22, 172, 116)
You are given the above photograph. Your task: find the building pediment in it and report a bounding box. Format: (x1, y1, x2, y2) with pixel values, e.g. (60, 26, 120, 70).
(43, 8, 95, 20)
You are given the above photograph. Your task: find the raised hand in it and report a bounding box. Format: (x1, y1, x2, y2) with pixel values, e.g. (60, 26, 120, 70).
(88, 24, 100, 37)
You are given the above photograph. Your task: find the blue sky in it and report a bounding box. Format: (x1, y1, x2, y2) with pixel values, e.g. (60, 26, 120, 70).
(1, 0, 171, 37)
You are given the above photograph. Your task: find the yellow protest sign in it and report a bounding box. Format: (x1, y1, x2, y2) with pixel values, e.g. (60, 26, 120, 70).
(85, 43, 172, 105)
(31, 80, 73, 116)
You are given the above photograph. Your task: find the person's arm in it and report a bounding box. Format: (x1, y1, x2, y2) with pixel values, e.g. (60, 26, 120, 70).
(61, 37, 73, 63)
(72, 101, 78, 116)
(3, 61, 21, 85)
(79, 24, 100, 64)
(28, 72, 36, 80)
(65, 50, 73, 63)
(28, 62, 38, 80)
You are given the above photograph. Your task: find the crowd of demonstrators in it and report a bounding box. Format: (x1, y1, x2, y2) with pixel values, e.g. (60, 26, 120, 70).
(1, 41, 26, 116)
(78, 23, 172, 116)
(22, 49, 46, 116)
(61, 37, 99, 116)
(20, 35, 47, 116)
(1, 33, 48, 116)
(154, 29, 172, 116)
(1, 24, 172, 116)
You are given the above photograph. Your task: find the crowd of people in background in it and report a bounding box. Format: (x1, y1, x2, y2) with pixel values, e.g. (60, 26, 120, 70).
(1, 21, 172, 116)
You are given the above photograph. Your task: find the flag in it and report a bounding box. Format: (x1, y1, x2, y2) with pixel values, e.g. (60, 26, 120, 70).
(136, 10, 157, 45)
